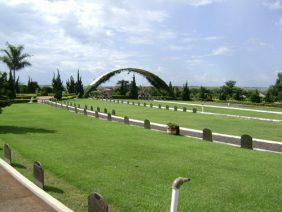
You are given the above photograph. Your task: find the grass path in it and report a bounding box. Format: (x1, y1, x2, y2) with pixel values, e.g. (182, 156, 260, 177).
(0, 104, 281, 211)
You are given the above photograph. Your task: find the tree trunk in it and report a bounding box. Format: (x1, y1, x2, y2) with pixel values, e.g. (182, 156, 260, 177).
(13, 69, 16, 99)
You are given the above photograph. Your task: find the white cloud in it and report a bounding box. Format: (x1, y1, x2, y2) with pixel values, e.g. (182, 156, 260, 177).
(263, 0, 282, 10)
(212, 47, 230, 56)
(157, 0, 225, 7)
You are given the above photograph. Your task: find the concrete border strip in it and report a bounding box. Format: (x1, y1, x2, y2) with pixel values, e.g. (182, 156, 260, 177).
(0, 158, 73, 212)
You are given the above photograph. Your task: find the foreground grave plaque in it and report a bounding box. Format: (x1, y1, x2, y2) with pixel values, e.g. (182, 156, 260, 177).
(4, 144, 11, 165)
(241, 135, 253, 150)
(203, 128, 212, 142)
(88, 192, 108, 212)
(33, 161, 44, 189)
(124, 116, 129, 124)
(144, 119, 151, 129)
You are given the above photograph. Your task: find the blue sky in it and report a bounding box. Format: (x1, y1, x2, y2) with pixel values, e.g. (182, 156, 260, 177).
(0, 0, 281, 87)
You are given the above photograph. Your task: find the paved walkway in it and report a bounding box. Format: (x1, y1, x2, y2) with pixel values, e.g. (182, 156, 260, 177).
(0, 166, 55, 212)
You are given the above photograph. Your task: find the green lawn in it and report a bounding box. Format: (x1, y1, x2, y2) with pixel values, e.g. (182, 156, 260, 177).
(128, 99, 282, 120)
(0, 104, 281, 211)
(72, 99, 282, 141)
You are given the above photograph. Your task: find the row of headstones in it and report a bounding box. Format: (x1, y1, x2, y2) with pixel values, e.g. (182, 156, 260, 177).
(102, 99, 198, 113)
(46, 101, 253, 149)
(202, 129, 253, 149)
(3, 144, 109, 212)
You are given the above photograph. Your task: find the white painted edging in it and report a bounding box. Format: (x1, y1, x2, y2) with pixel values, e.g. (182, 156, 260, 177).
(0, 158, 73, 212)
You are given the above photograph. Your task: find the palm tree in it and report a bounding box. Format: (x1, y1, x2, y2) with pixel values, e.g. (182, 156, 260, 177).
(0, 42, 31, 97)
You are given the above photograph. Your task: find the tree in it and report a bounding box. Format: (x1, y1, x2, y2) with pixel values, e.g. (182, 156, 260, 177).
(250, 89, 261, 103)
(129, 75, 138, 99)
(199, 86, 213, 101)
(40, 86, 52, 96)
(182, 82, 191, 101)
(116, 80, 129, 96)
(7, 71, 15, 99)
(75, 70, 84, 98)
(66, 75, 76, 94)
(168, 81, 174, 97)
(52, 70, 64, 100)
(0, 42, 31, 98)
(266, 72, 282, 102)
(233, 87, 244, 101)
(27, 77, 40, 93)
(0, 72, 12, 114)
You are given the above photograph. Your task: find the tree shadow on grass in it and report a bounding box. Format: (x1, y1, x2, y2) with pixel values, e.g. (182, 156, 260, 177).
(12, 162, 26, 169)
(0, 126, 56, 134)
(44, 185, 64, 194)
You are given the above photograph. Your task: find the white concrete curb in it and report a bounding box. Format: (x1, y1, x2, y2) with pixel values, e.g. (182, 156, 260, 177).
(0, 158, 73, 212)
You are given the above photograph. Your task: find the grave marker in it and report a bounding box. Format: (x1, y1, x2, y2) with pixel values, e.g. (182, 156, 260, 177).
(193, 108, 197, 113)
(112, 109, 116, 116)
(33, 161, 44, 189)
(4, 144, 11, 165)
(107, 113, 112, 121)
(203, 128, 212, 142)
(183, 107, 187, 112)
(158, 104, 162, 109)
(88, 192, 108, 212)
(166, 105, 169, 110)
(124, 116, 129, 124)
(241, 135, 253, 150)
(144, 119, 151, 129)
(174, 106, 177, 111)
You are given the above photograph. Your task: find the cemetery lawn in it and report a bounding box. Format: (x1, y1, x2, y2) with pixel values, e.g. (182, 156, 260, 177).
(0, 103, 281, 211)
(72, 99, 282, 141)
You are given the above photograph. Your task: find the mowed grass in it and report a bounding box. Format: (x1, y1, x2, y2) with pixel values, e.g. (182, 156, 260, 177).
(73, 99, 282, 141)
(129, 100, 282, 120)
(0, 104, 282, 211)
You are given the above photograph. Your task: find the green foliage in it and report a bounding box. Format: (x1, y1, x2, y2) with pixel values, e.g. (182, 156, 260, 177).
(40, 86, 53, 96)
(116, 80, 130, 96)
(199, 86, 213, 101)
(0, 71, 12, 113)
(27, 77, 40, 93)
(84, 68, 171, 97)
(182, 82, 191, 101)
(75, 70, 84, 98)
(66, 75, 76, 94)
(250, 89, 261, 103)
(129, 75, 138, 99)
(52, 70, 64, 100)
(0, 42, 31, 97)
(168, 81, 174, 97)
(266, 72, 282, 102)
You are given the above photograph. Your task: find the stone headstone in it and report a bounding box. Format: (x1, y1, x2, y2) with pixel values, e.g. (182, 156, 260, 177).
(174, 106, 177, 111)
(124, 116, 129, 124)
(150, 103, 153, 108)
(75, 106, 78, 113)
(193, 108, 197, 113)
(104, 108, 107, 114)
(144, 119, 150, 129)
(112, 109, 116, 116)
(158, 104, 161, 109)
(203, 128, 212, 142)
(33, 161, 44, 189)
(107, 113, 112, 121)
(138, 102, 140, 106)
(241, 135, 253, 150)
(97, 107, 100, 112)
(88, 192, 108, 212)
(166, 105, 169, 110)
(143, 103, 146, 107)
(84, 108, 87, 115)
(183, 107, 187, 112)
(4, 144, 11, 165)
(127, 101, 130, 104)
(117, 100, 119, 103)
(132, 102, 135, 105)
(95, 111, 99, 118)
(90, 106, 94, 111)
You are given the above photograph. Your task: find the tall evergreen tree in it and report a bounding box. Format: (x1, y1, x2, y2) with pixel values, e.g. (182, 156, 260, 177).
(117, 80, 129, 96)
(129, 75, 138, 99)
(168, 81, 174, 97)
(52, 69, 64, 100)
(7, 71, 15, 99)
(75, 70, 84, 98)
(182, 82, 191, 101)
(0, 71, 12, 114)
(27, 77, 40, 93)
(66, 75, 76, 94)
